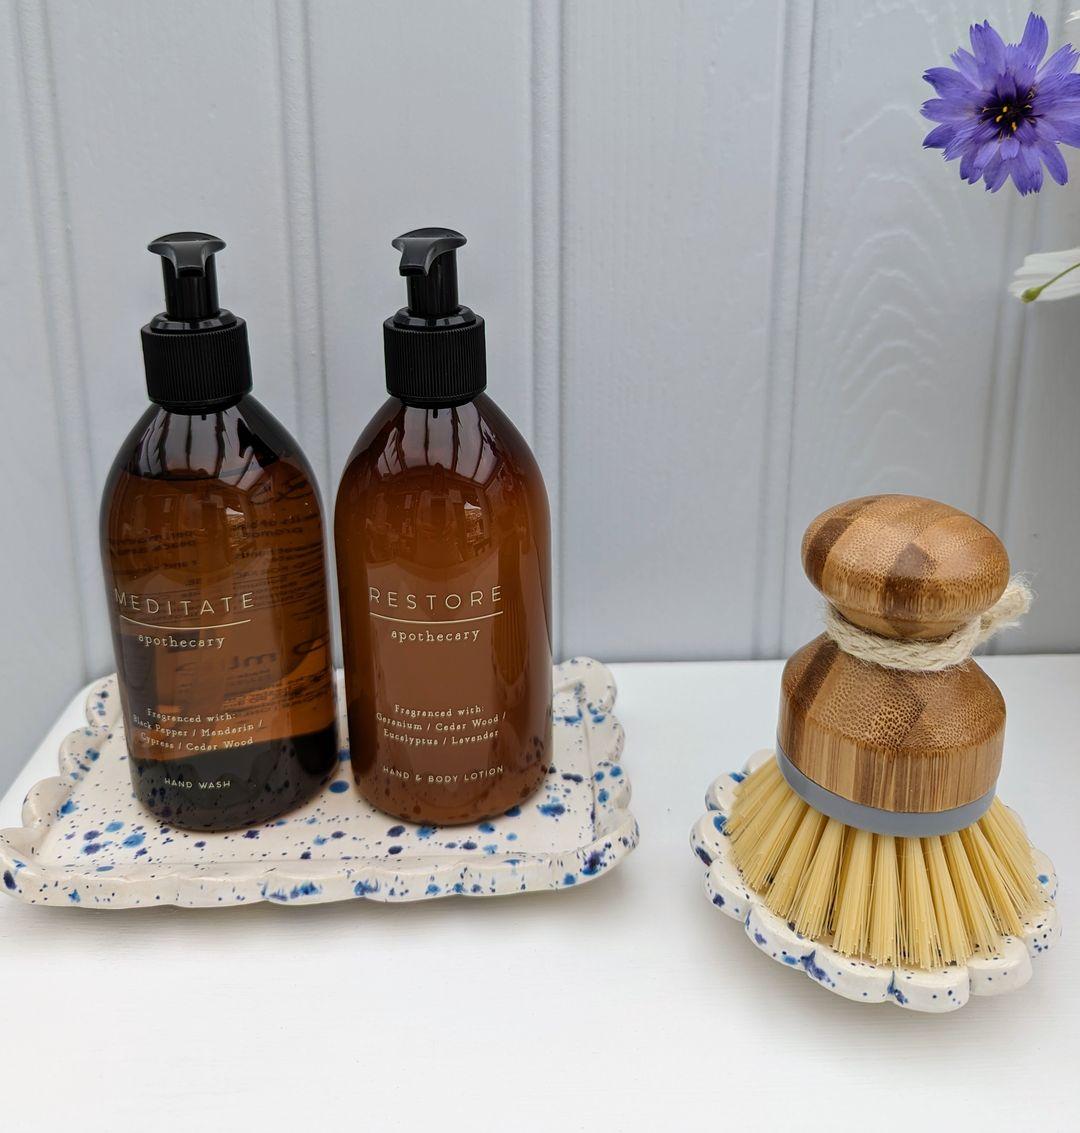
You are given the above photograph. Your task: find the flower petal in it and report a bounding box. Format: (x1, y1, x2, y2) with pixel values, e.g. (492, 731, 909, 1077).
(961, 138, 999, 182)
(1014, 118, 1039, 146)
(920, 97, 978, 124)
(970, 20, 1007, 80)
(945, 117, 996, 154)
(1012, 247, 1080, 278)
(1018, 13, 1048, 68)
(950, 47, 982, 84)
(1037, 42, 1080, 80)
(1006, 58, 1038, 89)
(1036, 72, 1080, 102)
(1037, 138, 1069, 184)
(981, 154, 1009, 192)
(922, 66, 977, 97)
(922, 123, 956, 149)
(1043, 117, 1080, 147)
(1010, 146, 1044, 194)
(1000, 136, 1020, 159)
(995, 72, 1019, 104)
(942, 119, 990, 160)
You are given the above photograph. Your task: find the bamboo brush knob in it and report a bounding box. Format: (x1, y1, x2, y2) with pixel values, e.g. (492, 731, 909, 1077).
(801, 495, 1010, 641)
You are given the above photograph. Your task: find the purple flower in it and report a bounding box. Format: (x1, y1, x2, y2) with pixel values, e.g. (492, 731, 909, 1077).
(922, 13, 1080, 194)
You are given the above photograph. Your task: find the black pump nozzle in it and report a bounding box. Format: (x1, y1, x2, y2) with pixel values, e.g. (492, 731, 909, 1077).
(148, 232, 226, 321)
(141, 231, 252, 409)
(384, 226, 486, 406)
(392, 227, 467, 319)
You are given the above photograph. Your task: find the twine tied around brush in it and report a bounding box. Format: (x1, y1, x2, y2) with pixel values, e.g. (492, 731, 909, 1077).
(822, 576, 1034, 672)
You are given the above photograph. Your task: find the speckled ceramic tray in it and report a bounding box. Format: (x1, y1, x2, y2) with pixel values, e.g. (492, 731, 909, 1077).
(690, 751, 1060, 1014)
(0, 657, 637, 908)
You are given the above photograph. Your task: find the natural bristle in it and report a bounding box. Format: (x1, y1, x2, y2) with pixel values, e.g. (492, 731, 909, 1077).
(833, 827, 872, 959)
(727, 757, 1042, 970)
(869, 833, 899, 966)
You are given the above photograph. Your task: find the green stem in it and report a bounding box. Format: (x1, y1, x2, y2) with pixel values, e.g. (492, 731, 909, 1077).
(1021, 259, 1080, 302)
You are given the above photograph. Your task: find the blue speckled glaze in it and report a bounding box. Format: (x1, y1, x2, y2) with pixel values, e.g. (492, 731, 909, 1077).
(0, 659, 640, 909)
(798, 950, 835, 988)
(886, 976, 908, 1005)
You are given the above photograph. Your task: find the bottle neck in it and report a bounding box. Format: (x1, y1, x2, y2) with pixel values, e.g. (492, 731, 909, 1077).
(395, 390, 483, 412)
(149, 390, 249, 415)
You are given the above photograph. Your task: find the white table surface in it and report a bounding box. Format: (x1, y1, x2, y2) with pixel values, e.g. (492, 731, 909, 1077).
(1, 656, 1077, 1132)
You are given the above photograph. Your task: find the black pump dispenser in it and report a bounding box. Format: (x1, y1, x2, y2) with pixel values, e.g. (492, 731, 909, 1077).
(141, 232, 253, 410)
(383, 227, 486, 406)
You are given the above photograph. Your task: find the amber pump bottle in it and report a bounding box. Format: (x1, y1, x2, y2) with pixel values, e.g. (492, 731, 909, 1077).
(336, 228, 552, 825)
(100, 233, 337, 831)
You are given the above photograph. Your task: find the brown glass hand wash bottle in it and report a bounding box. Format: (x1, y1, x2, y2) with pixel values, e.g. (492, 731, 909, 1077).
(336, 228, 552, 825)
(100, 233, 337, 831)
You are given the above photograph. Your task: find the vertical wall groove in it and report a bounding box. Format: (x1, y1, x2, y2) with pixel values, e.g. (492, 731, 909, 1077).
(274, 0, 331, 496)
(752, 0, 816, 659)
(274, 0, 339, 664)
(981, 0, 1069, 653)
(14, 0, 97, 681)
(530, 0, 564, 659)
(977, 193, 1033, 654)
(978, 195, 1035, 532)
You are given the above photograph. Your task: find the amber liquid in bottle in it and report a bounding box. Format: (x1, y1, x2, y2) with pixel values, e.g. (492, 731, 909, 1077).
(101, 397, 338, 830)
(335, 394, 552, 825)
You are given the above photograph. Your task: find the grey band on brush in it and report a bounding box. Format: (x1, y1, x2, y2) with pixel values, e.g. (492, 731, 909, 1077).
(774, 742, 997, 837)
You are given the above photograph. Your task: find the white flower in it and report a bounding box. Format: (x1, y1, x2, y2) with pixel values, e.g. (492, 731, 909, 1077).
(1010, 247, 1080, 301)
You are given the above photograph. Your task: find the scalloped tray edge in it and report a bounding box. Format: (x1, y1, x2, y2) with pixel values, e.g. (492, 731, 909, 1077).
(690, 750, 1060, 1014)
(1, 658, 639, 908)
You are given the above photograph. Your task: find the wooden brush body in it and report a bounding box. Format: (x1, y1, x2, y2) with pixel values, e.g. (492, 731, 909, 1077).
(779, 637, 1004, 815)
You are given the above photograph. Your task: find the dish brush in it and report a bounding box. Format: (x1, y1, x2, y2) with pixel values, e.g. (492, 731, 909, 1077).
(726, 494, 1052, 973)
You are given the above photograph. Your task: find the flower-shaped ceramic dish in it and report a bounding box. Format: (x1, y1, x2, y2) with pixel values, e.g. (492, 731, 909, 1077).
(0, 658, 638, 909)
(690, 750, 1059, 1014)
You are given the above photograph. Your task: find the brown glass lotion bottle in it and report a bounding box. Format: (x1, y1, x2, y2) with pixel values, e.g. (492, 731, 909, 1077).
(100, 233, 337, 831)
(336, 228, 552, 825)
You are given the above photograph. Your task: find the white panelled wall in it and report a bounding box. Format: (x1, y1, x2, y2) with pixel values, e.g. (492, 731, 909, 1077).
(3, 0, 1079, 790)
